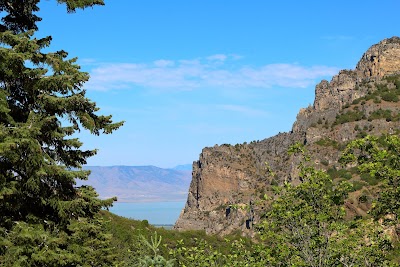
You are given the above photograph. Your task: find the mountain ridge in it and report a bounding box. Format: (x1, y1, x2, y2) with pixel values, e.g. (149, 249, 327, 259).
(174, 37, 400, 235)
(78, 165, 192, 202)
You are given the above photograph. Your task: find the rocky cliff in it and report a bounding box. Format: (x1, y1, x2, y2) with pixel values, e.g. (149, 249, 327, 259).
(174, 37, 400, 235)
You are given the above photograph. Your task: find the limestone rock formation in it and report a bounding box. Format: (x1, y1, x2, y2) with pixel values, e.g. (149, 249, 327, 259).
(174, 37, 400, 235)
(356, 37, 400, 78)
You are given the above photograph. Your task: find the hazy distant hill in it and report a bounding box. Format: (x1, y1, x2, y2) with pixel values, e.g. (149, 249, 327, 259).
(78, 165, 192, 202)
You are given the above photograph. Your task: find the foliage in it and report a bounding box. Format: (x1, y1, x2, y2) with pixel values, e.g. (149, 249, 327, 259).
(327, 167, 352, 180)
(0, 1, 123, 265)
(138, 232, 175, 267)
(102, 136, 400, 266)
(355, 76, 400, 106)
(350, 180, 367, 192)
(257, 143, 395, 266)
(315, 138, 339, 149)
(101, 211, 257, 266)
(381, 91, 399, 102)
(333, 110, 364, 125)
(258, 144, 350, 266)
(368, 109, 394, 122)
(329, 219, 395, 266)
(168, 238, 268, 267)
(360, 172, 380, 186)
(341, 135, 400, 226)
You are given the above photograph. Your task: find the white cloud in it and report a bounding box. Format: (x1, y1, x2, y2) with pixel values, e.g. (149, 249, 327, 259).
(85, 55, 339, 91)
(153, 59, 175, 67)
(78, 58, 98, 66)
(206, 54, 228, 61)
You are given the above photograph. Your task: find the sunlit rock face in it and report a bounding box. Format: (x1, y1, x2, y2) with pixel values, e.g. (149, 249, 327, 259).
(175, 37, 400, 236)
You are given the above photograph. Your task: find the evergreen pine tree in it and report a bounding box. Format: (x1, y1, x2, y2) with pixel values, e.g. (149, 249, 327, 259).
(0, 1, 123, 265)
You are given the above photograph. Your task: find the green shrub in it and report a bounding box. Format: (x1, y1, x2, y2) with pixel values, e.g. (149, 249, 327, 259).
(315, 138, 339, 148)
(381, 91, 399, 102)
(334, 110, 364, 125)
(368, 109, 392, 121)
(350, 181, 367, 192)
(360, 173, 379, 186)
(358, 194, 369, 203)
(356, 131, 368, 138)
(340, 169, 352, 180)
(376, 83, 388, 92)
(373, 97, 381, 104)
(327, 168, 352, 180)
(321, 160, 329, 166)
(395, 80, 400, 89)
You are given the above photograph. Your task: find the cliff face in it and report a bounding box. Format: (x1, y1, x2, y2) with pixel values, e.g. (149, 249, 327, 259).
(174, 37, 400, 235)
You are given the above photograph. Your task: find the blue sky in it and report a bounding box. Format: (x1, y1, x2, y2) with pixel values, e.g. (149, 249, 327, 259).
(37, 0, 399, 168)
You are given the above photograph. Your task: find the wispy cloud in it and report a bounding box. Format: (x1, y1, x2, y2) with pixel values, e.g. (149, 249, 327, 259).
(85, 54, 339, 91)
(206, 54, 228, 61)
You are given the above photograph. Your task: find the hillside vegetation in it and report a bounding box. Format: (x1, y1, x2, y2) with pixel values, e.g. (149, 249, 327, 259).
(103, 136, 400, 266)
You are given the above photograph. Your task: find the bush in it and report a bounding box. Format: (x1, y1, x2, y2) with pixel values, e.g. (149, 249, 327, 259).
(356, 131, 368, 138)
(360, 173, 379, 186)
(315, 138, 339, 148)
(368, 109, 392, 121)
(334, 110, 364, 125)
(381, 91, 399, 102)
(350, 181, 367, 192)
(373, 97, 382, 104)
(358, 194, 369, 203)
(327, 168, 352, 180)
(321, 160, 329, 166)
(395, 80, 400, 89)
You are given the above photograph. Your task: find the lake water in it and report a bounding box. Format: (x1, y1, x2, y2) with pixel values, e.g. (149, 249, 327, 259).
(109, 201, 186, 225)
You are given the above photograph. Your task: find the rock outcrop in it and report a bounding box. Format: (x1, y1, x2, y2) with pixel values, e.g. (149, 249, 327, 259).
(174, 37, 400, 235)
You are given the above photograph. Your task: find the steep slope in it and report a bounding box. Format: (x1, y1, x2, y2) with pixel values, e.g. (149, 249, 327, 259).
(174, 37, 400, 235)
(79, 166, 192, 202)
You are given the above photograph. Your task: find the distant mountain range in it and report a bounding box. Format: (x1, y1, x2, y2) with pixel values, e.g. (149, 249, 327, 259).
(78, 165, 192, 202)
